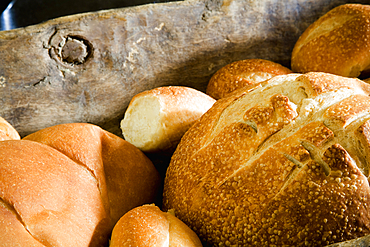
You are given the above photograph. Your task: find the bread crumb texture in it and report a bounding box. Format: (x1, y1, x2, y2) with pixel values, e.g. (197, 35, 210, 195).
(121, 86, 216, 152)
(163, 72, 370, 246)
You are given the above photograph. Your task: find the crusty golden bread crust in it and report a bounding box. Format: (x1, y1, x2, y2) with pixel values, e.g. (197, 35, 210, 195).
(206, 59, 292, 99)
(0, 140, 110, 247)
(0, 123, 160, 246)
(163, 72, 370, 246)
(110, 204, 203, 247)
(121, 86, 215, 152)
(110, 205, 169, 247)
(24, 123, 161, 225)
(291, 4, 370, 77)
(0, 193, 52, 247)
(0, 117, 20, 141)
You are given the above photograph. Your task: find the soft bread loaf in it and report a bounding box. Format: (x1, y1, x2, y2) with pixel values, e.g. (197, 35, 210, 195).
(110, 204, 203, 247)
(291, 4, 370, 77)
(0, 123, 160, 247)
(121, 86, 215, 152)
(206, 59, 292, 99)
(0, 117, 20, 141)
(0, 140, 111, 247)
(163, 72, 370, 246)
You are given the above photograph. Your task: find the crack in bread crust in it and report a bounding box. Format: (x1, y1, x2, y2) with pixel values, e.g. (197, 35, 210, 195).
(0, 197, 45, 246)
(163, 72, 370, 246)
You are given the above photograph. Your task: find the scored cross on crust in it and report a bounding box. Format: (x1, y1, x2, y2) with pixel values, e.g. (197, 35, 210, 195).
(163, 72, 370, 246)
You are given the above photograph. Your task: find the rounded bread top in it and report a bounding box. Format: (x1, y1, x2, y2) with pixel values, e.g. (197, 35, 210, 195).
(0, 123, 160, 246)
(163, 72, 370, 246)
(291, 4, 370, 77)
(206, 59, 292, 99)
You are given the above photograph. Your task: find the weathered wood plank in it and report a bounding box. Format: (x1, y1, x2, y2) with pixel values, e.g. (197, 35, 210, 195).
(0, 0, 369, 137)
(327, 234, 370, 247)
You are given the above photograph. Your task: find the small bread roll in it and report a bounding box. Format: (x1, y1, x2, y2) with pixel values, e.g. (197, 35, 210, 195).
(120, 86, 216, 152)
(206, 59, 292, 99)
(291, 4, 370, 77)
(110, 204, 203, 247)
(0, 117, 20, 141)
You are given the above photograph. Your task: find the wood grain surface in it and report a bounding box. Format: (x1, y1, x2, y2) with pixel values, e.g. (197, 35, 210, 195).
(0, 0, 369, 137)
(327, 234, 370, 247)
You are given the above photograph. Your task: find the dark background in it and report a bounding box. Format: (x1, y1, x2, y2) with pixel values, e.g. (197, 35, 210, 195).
(0, 0, 181, 30)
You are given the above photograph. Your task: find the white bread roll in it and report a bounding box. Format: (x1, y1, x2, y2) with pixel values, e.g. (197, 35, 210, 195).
(206, 59, 292, 99)
(0, 117, 20, 141)
(120, 86, 216, 152)
(163, 72, 370, 246)
(291, 4, 370, 77)
(0, 123, 160, 246)
(110, 204, 203, 247)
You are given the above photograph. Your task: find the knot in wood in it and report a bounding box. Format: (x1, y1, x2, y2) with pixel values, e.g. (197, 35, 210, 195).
(61, 37, 89, 64)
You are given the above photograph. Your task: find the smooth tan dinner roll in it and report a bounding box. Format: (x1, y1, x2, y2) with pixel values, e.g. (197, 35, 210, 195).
(0, 123, 160, 247)
(121, 86, 216, 152)
(163, 72, 370, 246)
(206, 59, 292, 99)
(110, 204, 203, 247)
(291, 4, 370, 77)
(0, 117, 20, 141)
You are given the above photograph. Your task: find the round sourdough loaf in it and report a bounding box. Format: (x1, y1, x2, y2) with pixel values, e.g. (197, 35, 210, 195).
(206, 59, 292, 100)
(291, 4, 370, 77)
(163, 72, 370, 246)
(0, 123, 160, 247)
(110, 204, 203, 247)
